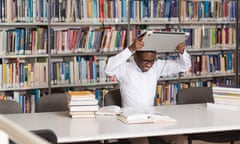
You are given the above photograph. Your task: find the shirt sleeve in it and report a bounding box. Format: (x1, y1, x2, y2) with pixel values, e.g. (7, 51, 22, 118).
(105, 48, 133, 78)
(155, 50, 191, 77)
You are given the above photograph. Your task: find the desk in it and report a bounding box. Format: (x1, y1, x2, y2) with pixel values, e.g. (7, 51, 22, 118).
(4, 104, 240, 143)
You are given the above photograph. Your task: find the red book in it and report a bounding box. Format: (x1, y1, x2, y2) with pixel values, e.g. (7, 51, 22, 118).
(99, 0, 104, 22)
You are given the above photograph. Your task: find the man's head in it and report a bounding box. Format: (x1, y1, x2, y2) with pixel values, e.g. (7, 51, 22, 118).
(134, 51, 157, 72)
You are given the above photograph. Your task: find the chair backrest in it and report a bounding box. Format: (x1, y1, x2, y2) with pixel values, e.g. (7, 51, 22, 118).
(31, 129, 57, 144)
(176, 87, 214, 105)
(0, 100, 22, 114)
(103, 89, 122, 107)
(36, 93, 68, 112)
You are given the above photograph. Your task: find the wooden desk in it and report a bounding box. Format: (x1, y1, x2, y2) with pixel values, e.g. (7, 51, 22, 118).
(4, 104, 240, 143)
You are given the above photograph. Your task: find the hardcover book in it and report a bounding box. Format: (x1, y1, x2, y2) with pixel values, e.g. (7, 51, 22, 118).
(117, 108, 176, 124)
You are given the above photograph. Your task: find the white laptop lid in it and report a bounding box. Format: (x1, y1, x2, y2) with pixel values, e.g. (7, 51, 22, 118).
(138, 31, 189, 52)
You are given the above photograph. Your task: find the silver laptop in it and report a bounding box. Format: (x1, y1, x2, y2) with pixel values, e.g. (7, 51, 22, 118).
(138, 31, 189, 52)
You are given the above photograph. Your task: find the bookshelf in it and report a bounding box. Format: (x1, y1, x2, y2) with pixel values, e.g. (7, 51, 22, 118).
(0, 0, 239, 112)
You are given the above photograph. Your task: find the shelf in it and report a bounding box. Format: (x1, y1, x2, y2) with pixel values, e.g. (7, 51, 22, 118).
(2, 54, 49, 59)
(51, 81, 118, 89)
(0, 85, 49, 92)
(51, 52, 118, 57)
(0, 22, 48, 26)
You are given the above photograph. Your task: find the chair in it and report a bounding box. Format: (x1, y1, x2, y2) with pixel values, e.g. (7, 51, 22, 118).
(0, 100, 22, 114)
(103, 89, 167, 144)
(176, 87, 214, 104)
(36, 93, 69, 112)
(176, 87, 240, 144)
(103, 88, 122, 107)
(31, 129, 58, 144)
(0, 100, 57, 144)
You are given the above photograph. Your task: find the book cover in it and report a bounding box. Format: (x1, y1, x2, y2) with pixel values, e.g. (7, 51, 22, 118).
(68, 99, 98, 106)
(96, 105, 121, 116)
(69, 105, 99, 112)
(117, 108, 176, 124)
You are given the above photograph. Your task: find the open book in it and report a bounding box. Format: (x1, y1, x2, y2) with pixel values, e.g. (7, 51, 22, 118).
(117, 108, 176, 124)
(96, 105, 121, 116)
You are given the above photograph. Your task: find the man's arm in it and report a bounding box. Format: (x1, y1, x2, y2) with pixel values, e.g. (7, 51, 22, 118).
(105, 48, 132, 76)
(105, 38, 144, 76)
(155, 43, 191, 76)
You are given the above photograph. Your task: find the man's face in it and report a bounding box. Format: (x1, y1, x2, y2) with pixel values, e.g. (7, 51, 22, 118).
(135, 51, 157, 72)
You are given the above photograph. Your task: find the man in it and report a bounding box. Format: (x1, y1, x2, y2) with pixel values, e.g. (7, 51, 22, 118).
(105, 36, 191, 144)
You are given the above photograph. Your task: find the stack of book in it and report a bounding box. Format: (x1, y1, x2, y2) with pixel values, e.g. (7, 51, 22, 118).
(68, 91, 99, 118)
(212, 86, 240, 107)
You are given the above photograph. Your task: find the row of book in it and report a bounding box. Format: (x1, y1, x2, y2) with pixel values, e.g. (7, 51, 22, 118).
(68, 91, 99, 118)
(180, 0, 236, 21)
(0, 26, 236, 56)
(51, 0, 128, 23)
(0, 28, 48, 56)
(50, 27, 127, 54)
(156, 78, 233, 105)
(191, 53, 233, 75)
(184, 27, 236, 49)
(50, 56, 111, 85)
(0, 0, 48, 23)
(0, 89, 41, 113)
(51, 26, 236, 54)
(130, 0, 236, 22)
(0, 0, 235, 23)
(0, 51, 234, 88)
(0, 60, 48, 89)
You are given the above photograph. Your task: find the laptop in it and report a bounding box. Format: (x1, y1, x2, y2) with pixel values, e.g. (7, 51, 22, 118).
(137, 31, 189, 52)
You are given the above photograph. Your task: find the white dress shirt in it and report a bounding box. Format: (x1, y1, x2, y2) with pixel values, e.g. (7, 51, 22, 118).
(105, 48, 191, 107)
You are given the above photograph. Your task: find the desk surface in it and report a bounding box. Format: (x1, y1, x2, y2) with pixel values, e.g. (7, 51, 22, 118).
(4, 104, 240, 143)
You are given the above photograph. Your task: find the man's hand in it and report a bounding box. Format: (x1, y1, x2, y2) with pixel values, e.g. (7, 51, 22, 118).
(128, 37, 144, 53)
(175, 42, 185, 54)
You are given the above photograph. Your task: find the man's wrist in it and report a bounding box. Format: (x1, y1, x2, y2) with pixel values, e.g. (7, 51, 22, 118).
(128, 45, 136, 53)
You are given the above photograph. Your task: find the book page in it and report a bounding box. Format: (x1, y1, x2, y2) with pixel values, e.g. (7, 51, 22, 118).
(117, 108, 176, 124)
(96, 105, 121, 116)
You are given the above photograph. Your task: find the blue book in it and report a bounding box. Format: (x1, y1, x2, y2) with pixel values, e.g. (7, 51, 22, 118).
(35, 89, 40, 109)
(130, 0, 135, 19)
(20, 63, 24, 87)
(163, 0, 171, 18)
(197, 2, 202, 20)
(76, 56, 81, 81)
(65, 61, 70, 83)
(204, 0, 210, 18)
(15, 29, 21, 55)
(19, 29, 25, 55)
(29, 0, 33, 22)
(226, 52, 232, 72)
(92, 0, 97, 19)
(153, 0, 158, 18)
(81, 57, 86, 82)
(174, 0, 179, 17)
(231, 1, 236, 20)
(39, 0, 43, 21)
(88, 31, 94, 51)
(62, 62, 66, 82)
(92, 56, 97, 82)
(44, 0, 48, 21)
(121, 0, 127, 21)
(95, 89, 101, 104)
(93, 31, 100, 52)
